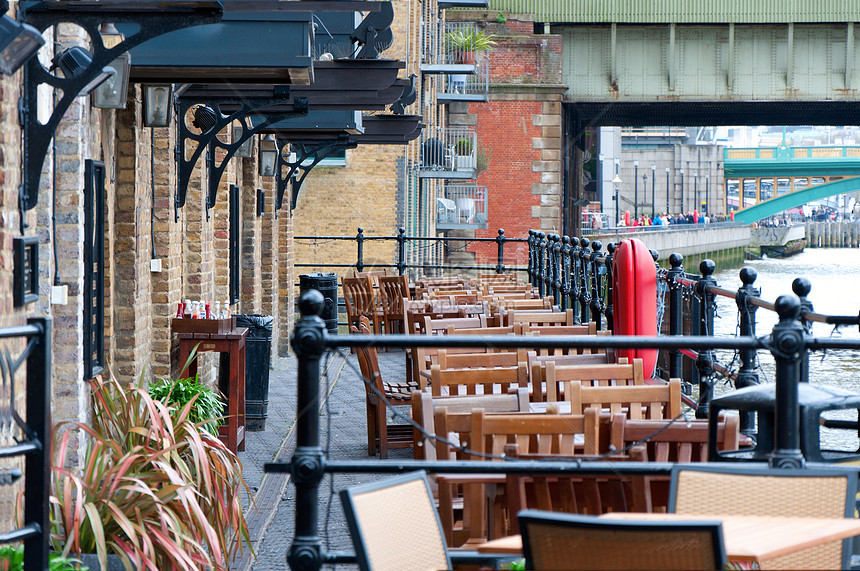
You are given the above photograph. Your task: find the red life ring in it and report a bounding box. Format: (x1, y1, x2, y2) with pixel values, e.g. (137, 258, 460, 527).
(611, 238, 658, 378)
(624, 210, 631, 226)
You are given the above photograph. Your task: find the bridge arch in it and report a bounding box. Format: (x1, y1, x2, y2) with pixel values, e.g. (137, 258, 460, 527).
(733, 177, 860, 223)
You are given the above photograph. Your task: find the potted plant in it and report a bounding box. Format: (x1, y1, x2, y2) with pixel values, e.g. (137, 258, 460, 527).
(453, 138, 474, 171)
(50, 374, 250, 570)
(148, 372, 223, 437)
(445, 28, 495, 64)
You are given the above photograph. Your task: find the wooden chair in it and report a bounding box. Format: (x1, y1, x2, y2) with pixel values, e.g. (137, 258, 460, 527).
(519, 510, 727, 571)
(527, 351, 613, 398)
(429, 362, 528, 397)
(340, 471, 451, 571)
(566, 378, 683, 420)
(617, 415, 742, 512)
(669, 464, 857, 570)
(544, 359, 645, 402)
(489, 296, 554, 312)
(423, 315, 486, 335)
(507, 309, 575, 328)
(343, 276, 382, 334)
(352, 318, 415, 458)
(378, 274, 410, 335)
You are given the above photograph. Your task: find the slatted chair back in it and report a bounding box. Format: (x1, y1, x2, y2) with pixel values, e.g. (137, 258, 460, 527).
(489, 296, 554, 312)
(544, 359, 645, 402)
(504, 433, 651, 532)
(477, 271, 518, 282)
(436, 349, 528, 371)
(520, 323, 607, 356)
(417, 276, 466, 287)
(566, 379, 683, 420)
(343, 276, 381, 333)
(378, 275, 410, 335)
(508, 309, 576, 328)
(423, 315, 486, 335)
(429, 362, 528, 397)
(411, 388, 529, 461)
(470, 407, 601, 459)
(528, 352, 615, 401)
(352, 318, 415, 458)
(519, 510, 727, 571)
(669, 464, 857, 570)
(340, 471, 451, 571)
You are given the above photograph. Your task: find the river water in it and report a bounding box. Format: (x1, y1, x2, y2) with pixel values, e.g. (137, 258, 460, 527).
(708, 248, 860, 451)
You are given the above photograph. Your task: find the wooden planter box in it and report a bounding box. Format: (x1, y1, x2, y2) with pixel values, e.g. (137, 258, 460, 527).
(171, 317, 236, 335)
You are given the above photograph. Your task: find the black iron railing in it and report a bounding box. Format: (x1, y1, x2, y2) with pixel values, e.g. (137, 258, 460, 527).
(0, 318, 52, 571)
(295, 227, 527, 277)
(268, 291, 860, 571)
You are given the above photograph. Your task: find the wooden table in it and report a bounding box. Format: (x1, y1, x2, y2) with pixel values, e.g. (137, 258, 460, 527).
(177, 327, 247, 454)
(477, 513, 860, 569)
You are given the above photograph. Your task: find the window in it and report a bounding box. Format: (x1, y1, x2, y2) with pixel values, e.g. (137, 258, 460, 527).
(83, 160, 105, 379)
(300, 148, 347, 167)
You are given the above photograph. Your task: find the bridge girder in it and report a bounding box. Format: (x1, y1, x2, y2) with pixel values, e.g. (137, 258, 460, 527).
(733, 177, 860, 223)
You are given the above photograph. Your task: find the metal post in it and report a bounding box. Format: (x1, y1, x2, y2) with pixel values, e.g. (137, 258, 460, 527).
(536, 232, 546, 297)
(667, 253, 684, 379)
(560, 236, 571, 311)
(396, 227, 407, 275)
(543, 234, 553, 301)
(792, 278, 813, 383)
(551, 234, 562, 306)
(769, 294, 806, 468)
(665, 166, 670, 216)
(495, 228, 506, 274)
(695, 259, 717, 419)
(705, 173, 709, 214)
(24, 317, 50, 571)
(578, 237, 591, 324)
(527, 230, 536, 286)
(634, 160, 639, 219)
(651, 163, 656, 217)
(589, 240, 603, 330)
(604, 243, 615, 332)
(680, 167, 685, 214)
(355, 227, 365, 273)
(288, 291, 328, 571)
(735, 267, 761, 437)
(693, 172, 698, 216)
(569, 237, 581, 315)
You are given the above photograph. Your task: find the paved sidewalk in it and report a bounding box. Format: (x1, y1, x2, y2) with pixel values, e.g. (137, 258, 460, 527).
(231, 346, 413, 570)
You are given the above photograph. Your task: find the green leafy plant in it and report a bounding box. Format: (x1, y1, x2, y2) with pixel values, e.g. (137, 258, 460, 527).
(148, 373, 223, 436)
(50, 374, 250, 570)
(454, 138, 473, 156)
(445, 28, 496, 53)
(0, 545, 86, 570)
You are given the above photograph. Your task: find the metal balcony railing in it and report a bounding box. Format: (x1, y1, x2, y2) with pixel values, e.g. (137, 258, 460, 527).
(420, 21, 481, 74)
(437, 57, 489, 103)
(419, 126, 477, 179)
(436, 184, 488, 230)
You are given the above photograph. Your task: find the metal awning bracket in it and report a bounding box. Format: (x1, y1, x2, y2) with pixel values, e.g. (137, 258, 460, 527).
(273, 136, 357, 214)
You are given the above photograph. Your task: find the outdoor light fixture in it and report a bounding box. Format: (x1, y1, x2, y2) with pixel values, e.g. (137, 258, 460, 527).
(53, 46, 115, 96)
(92, 23, 130, 109)
(259, 135, 277, 177)
(0, 13, 44, 75)
(191, 105, 217, 133)
(143, 84, 173, 127)
(233, 125, 253, 158)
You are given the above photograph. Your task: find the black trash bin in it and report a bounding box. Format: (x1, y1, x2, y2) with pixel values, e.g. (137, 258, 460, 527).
(300, 272, 338, 334)
(235, 314, 273, 432)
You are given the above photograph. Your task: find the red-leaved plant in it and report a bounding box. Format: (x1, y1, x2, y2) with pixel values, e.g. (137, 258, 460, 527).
(50, 375, 251, 570)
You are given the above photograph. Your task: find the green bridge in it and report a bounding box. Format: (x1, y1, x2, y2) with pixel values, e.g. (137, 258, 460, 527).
(723, 145, 860, 223)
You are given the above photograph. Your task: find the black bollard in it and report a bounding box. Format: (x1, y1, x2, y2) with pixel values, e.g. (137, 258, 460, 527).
(735, 267, 761, 437)
(537, 232, 547, 297)
(551, 234, 562, 306)
(605, 243, 616, 332)
(560, 236, 572, 311)
(791, 278, 813, 383)
(695, 259, 717, 419)
(527, 230, 536, 287)
(667, 253, 685, 380)
(578, 237, 591, 324)
(590, 241, 603, 330)
(769, 294, 806, 469)
(288, 290, 328, 571)
(570, 236, 581, 316)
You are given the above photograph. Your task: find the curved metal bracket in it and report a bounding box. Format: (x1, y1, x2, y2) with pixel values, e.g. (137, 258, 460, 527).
(274, 136, 357, 213)
(19, 2, 223, 231)
(174, 94, 308, 221)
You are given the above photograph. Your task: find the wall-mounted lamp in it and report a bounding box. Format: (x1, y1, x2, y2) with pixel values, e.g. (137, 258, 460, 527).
(143, 84, 173, 127)
(53, 46, 115, 96)
(233, 125, 253, 158)
(0, 13, 44, 75)
(259, 135, 277, 177)
(92, 23, 130, 109)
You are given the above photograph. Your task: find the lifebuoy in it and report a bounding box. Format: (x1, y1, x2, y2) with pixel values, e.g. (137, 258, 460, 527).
(611, 238, 658, 377)
(624, 210, 631, 227)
